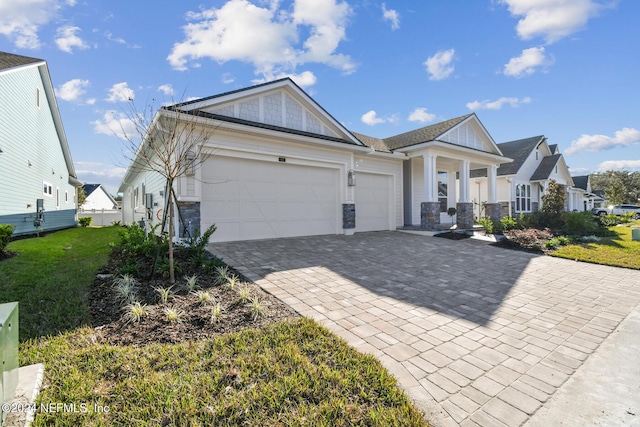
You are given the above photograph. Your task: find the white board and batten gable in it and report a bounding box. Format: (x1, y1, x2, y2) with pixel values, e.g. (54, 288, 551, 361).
(438, 115, 502, 155)
(179, 78, 363, 147)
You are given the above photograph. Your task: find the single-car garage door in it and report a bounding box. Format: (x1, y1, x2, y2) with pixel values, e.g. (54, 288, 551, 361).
(201, 156, 340, 242)
(355, 172, 392, 232)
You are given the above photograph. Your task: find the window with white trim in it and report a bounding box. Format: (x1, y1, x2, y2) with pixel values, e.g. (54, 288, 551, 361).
(43, 181, 53, 196)
(515, 183, 531, 212)
(65, 191, 68, 203)
(36, 87, 40, 108)
(56, 188, 60, 208)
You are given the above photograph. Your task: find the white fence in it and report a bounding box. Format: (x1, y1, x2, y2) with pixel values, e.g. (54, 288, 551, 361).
(78, 209, 122, 226)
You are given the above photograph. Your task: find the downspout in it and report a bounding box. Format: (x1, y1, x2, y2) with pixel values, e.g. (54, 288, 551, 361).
(506, 177, 512, 217)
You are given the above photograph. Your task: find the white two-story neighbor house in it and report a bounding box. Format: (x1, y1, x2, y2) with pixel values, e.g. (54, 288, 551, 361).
(0, 51, 81, 236)
(470, 136, 578, 218)
(119, 78, 511, 242)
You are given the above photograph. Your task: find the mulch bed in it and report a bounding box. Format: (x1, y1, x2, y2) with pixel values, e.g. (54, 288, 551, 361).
(90, 248, 299, 347)
(434, 231, 472, 240)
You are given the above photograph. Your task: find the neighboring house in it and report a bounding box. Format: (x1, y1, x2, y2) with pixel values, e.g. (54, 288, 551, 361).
(572, 175, 606, 211)
(81, 184, 117, 211)
(470, 136, 580, 218)
(0, 51, 80, 236)
(119, 78, 510, 242)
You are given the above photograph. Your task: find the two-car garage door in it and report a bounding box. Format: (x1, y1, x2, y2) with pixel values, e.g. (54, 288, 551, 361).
(201, 156, 340, 242)
(201, 156, 393, 242)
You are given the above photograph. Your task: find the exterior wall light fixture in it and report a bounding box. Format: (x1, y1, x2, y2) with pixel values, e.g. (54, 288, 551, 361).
(347, 169, 356, 186)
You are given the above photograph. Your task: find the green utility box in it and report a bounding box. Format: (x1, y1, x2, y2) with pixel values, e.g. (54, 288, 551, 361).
(1, 302, 19, 425)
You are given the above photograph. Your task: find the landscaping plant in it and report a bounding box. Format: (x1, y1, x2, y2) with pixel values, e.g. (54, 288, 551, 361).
(0, 223, 15, 253)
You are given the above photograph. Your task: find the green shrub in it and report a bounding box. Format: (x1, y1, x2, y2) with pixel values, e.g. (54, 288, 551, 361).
(0, 224, 16, 252)
(563, 211, 599, 235)
(600, 214, 620, 227)
(500, 216, 519, 231)
(477, 217, 500, 234)
(180, 224, 217, 263)
(78, 217, 92, 227)
(118, 223, 167, 262)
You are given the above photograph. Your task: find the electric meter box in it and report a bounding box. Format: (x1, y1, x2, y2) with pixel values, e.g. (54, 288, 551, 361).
(0, 302, 19, 424)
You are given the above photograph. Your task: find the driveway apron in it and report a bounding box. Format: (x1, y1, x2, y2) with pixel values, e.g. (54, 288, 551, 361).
(209, 231, 640, 426)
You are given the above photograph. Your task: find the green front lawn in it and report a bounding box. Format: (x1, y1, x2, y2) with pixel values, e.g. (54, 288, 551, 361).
(0, 226, 119, 340)
(551, 222, 640, 269)
(2, 228, 427, 426)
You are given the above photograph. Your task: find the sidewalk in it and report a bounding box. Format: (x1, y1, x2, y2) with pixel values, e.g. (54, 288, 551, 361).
(525, 308, 640, 426)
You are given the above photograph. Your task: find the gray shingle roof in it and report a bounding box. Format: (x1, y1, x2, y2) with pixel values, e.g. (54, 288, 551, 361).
(0, 51, 43, 71)
(530, 154, 562, 181)
(350, 132, 390, 152)
(382, 114, 473, 150)
(82, 184, 101, 197)
(470, 135, 545, 178)
(572, 175, 589, 190)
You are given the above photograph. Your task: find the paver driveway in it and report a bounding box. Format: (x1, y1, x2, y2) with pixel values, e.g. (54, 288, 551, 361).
(209, 231, 640, 426)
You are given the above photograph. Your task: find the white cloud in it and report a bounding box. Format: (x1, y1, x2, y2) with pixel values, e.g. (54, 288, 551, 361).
(408, 107, 436, 123)
(424, 49, 455, 81)
(222, 73, 235, 84)
(55, 78, 89, 102)
(0, 0, 62, 49)
(75, 161, 126, 194)
(75, 161, 126, 180)
(106, 82, 135, 103)
(86, 98, 96, 105)
(565, 128, 640, 155)
(361, 110, 385, 126)
(253, 70, 317, 88)
(55, 25, 89, 53)
(597, 160, 640, 172)
(568, 166, 590, 175)
(361, 110, 398, 126)
(503, 46, 553, 77)
(104, 31, 126, 44)
(466, 96, 532, 110)
(382, 3, 400, 30)
(158, 84, 175, 96)
(91, 110, 137, 140)
(499, 0, 604, 44)
(167, 0, 355, 79)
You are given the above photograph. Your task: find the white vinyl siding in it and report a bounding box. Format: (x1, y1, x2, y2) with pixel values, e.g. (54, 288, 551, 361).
(0, 63, 77, 235)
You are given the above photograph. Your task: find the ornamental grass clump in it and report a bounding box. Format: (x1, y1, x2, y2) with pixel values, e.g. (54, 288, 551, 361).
(155, 286, 173, 304)
(210, 303, 223, 323)
(194, 290, 213, 305)
(124, 302, 147, 323)
(113, 274, 138, 303)
(184, 274, 199, 292)
(164, 307, 184, 323)
(250, 297, 264, 321)
(237, 283, 252, 303)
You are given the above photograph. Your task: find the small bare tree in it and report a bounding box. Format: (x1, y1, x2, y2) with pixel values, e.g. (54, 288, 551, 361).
(119, 100, 217, 283)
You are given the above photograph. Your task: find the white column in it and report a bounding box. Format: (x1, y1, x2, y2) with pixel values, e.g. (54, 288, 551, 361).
(487, 164, 497, 204)
(423, 154, 437, 202)
(568, 189, 574, 211)
(447, 170, 457, 208)
(458, 160, 471, 203)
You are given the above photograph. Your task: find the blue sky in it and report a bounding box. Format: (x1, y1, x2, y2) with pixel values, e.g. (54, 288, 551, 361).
(1, 0, 639, 195)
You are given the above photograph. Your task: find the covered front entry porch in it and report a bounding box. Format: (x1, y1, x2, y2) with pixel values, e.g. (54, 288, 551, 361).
(402, 147, 506, 230)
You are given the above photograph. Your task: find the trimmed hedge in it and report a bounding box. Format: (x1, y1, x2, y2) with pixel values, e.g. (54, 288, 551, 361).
(0, 224, 16, 252)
